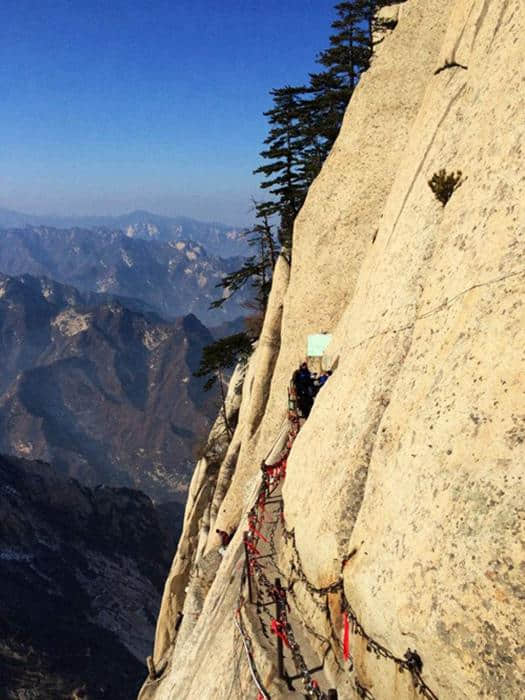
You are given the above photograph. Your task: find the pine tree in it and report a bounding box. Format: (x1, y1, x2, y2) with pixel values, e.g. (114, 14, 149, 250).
(253, 86, 310, 248)
(297, 70, 346, 184)
(298, 1, 398, 184)
(251, 4, 398, 253)
(214, 0, 401, 327)
(247, 199, 279, 309)
(317, 1, 371, 90)
(211, 199, 279, 323)
(305, 2, 372, 164)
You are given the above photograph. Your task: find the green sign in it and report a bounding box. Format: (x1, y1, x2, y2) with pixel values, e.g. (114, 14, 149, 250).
(307, 333, 332, 357)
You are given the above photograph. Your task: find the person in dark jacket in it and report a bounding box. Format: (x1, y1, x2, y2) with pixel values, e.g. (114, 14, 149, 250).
(293, 362, 314, 418)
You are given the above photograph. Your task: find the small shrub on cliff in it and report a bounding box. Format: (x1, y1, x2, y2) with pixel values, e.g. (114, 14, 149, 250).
(428, 169, 463, 206)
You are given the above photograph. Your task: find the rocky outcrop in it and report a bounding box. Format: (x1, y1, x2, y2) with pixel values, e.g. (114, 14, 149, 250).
(0, 454, 175, 699)
(143, 1, 524, 698)
(149, 362, 246, 668)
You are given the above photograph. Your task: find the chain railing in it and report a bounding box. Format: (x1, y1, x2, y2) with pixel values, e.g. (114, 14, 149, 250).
(233, 393, 439, 700)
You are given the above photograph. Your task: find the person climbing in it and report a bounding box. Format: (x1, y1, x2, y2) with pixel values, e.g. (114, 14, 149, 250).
(292, 361, 314, 418)
(293, 361, 312, 393)
(216, 527, 236, 555)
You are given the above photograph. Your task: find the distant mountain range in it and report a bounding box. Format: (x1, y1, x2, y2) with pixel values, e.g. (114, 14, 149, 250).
(0, 273, 218, 502)
(0, 453, 176, 699)
(0, 225, 251, 325)
(0, 207, 249, 257)
(0, 214, 247, 699)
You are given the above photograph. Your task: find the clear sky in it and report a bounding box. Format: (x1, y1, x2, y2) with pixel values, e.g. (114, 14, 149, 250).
(0, 0, 337, 224)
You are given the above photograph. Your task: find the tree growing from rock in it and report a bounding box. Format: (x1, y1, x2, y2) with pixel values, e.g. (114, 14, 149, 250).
(193, 333, 253, 439)
(253, 86, 311, 249)
(253, 1, 398, 251)
(211, 199, 279, 336)
(210, 0, 401, 346)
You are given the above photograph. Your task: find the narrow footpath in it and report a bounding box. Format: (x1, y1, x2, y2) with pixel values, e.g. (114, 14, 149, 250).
(233, 389, 439, 700)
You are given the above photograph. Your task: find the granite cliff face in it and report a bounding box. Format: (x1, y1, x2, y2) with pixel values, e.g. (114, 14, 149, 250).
(142, 2, 524, 698)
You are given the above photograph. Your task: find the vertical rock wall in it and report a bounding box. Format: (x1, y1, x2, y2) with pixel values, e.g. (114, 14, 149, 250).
(142, 1, 524, 698)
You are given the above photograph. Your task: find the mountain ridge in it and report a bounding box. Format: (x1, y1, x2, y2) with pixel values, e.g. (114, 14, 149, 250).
(0, 208, 248, 257)
(0, 225, 250, 325)
(0, 272, 217, 502)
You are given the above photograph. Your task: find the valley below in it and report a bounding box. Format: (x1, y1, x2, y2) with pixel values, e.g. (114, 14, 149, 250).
(0, 454, 175, 699)
(0, 272, 219, 504)
(0, 216, 247, 698)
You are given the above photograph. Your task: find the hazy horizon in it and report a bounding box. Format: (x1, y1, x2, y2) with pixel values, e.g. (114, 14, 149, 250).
(0, 198, 252, 227)
(1, 0, 336, 225)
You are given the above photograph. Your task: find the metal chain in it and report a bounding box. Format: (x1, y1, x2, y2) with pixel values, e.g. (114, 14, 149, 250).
(282, 521, 439, 699)
(240, 418, 332, 700)
(283, 525, 345, 596)
(237, 399, 439, 700)
(234, 604, 272, 700)
(355, 678, 376, 699)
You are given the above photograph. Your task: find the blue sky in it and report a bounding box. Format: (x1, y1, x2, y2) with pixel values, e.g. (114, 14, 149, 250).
(0, 0, 336, 224)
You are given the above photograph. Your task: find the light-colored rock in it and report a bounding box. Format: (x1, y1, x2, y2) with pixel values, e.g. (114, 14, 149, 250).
(51, 308, 92, 336)
(148, 362, 247, 667)
(142, 1, 525, 698)
(142, 327, 169, 351)
(206, 253, 290, 544)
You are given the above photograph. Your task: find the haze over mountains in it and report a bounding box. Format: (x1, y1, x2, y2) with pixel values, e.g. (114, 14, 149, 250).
(0, 224, 250, 326)
(0, 273, 218, 503)
(0, 211, 248, 500)
(0, 208, 248, 257)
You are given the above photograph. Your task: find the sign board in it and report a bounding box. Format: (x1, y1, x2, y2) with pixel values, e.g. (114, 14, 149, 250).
(307, 333, 332, 358)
